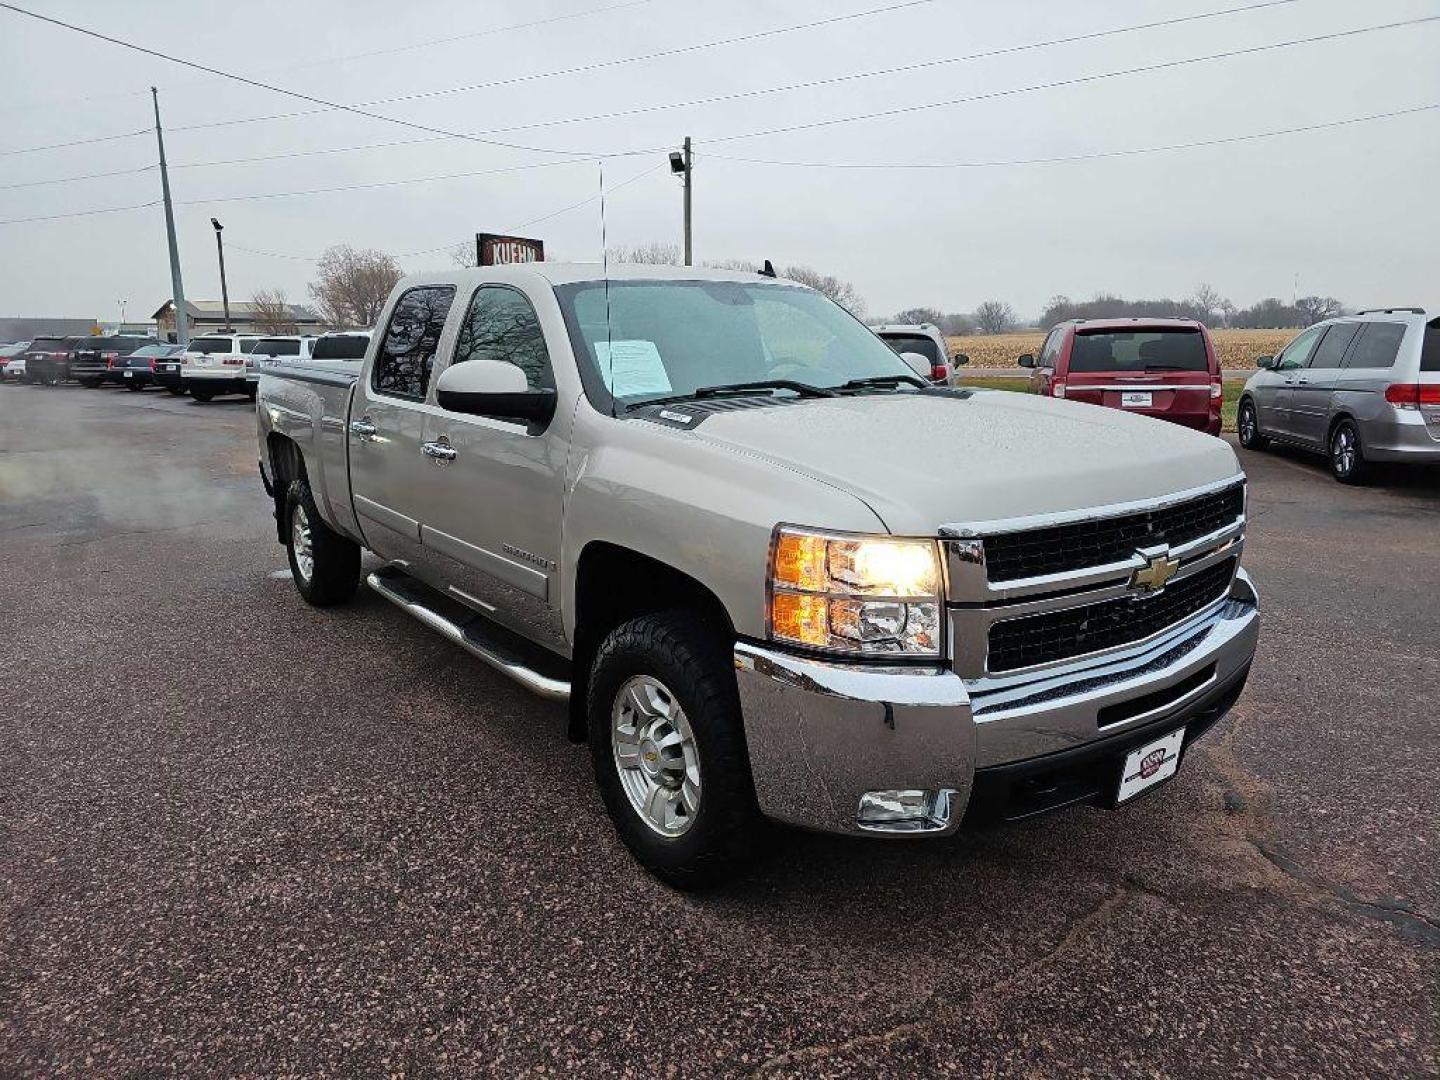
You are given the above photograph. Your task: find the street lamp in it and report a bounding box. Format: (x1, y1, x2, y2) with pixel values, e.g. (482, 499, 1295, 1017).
(118, 298, 128, 329)
(211, 217, 232, 332)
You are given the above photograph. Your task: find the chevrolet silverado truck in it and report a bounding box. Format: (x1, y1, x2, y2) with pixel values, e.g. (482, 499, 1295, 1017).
(256, 264, 1259, 888)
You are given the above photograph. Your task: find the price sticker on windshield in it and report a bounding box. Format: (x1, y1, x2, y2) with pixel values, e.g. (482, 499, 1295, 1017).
(596, 340, 672, 397)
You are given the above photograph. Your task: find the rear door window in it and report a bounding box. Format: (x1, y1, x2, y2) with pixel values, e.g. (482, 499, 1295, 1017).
(1343, 322, 1406, 370)
(1308, 323, 1360, 369)
(373, 286, 456, 400)
(1069, 329, 1208, 373)
(187, 337, 233, 354)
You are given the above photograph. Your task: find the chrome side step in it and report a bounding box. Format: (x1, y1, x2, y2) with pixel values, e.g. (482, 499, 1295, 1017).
(366, 567, 571, 702)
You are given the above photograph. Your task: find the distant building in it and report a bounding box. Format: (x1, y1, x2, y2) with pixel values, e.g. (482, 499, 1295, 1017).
(0, 316, 101, 343)
(151, 299, 323, 340)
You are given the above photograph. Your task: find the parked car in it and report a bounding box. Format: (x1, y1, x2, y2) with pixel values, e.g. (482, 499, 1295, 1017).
(180, 334, 261, 401)
(111, 343, 186, 390)
(872, 323, 967, 384)
(257, 264, 1258, 887)
(24, 335, 90, 386)
(151, 345, 188, 394)
(1020, 318, 1223, 436)
(249, 335, 316, 367)
(1238, 308, 1440, 483)
(0, 341, 29, 382)
(71, 335, 154, 388)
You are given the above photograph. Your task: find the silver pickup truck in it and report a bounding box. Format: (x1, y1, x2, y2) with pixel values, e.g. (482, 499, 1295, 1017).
(256, 264, 1259, 888)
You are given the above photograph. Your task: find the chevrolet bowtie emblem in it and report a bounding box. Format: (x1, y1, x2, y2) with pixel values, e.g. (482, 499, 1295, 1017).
(1130, 549, 1180, 593)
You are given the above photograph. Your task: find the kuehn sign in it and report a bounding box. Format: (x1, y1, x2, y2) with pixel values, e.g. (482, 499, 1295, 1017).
(476, 233, 545, 266)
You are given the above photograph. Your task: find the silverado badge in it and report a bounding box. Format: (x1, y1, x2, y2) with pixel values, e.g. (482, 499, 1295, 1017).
(1130, 548, 1180, 594)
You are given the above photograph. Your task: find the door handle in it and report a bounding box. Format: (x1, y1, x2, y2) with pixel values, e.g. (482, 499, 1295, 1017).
(421, 440, 458, 461)
(349, 417, 378, 439)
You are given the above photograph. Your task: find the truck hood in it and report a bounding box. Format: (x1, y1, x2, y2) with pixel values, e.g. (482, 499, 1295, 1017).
(681, 390, 1242, 535)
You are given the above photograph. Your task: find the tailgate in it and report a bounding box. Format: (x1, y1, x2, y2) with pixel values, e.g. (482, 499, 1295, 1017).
(1067, 373, 1210, 412)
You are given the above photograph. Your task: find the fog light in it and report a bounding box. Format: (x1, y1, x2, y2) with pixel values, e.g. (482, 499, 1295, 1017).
(856, 789, 956, 833)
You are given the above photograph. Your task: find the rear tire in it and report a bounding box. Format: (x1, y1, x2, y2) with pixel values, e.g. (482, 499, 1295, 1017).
(1237, 398, 1268, 450)
(79, 378, 101, 389)
(189, 386, 215, 402)
(1329, 419, 1369, 484)
(125, 381, 144, 392)
(284, 479, 360, 606)
(587, 611, 761, 890)
(166, 386, 186, 396)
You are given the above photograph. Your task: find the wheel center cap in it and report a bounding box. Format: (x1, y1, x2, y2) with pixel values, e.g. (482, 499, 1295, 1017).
(638, 738, 663, 779)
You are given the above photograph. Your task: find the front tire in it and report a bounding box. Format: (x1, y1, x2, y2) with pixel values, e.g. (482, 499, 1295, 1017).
(587, 611, 760, 890)
(125, 381, 144, 392)
(1237, 398, 1268, 450)
(284, 479, 360, 606)
(1329, 419, 1369, 484)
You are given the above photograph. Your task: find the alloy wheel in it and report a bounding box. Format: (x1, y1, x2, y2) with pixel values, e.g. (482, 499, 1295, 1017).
(1332, 425, 1356, 477)
(611, 675, 701, 838)
(291, 504, 315, 582)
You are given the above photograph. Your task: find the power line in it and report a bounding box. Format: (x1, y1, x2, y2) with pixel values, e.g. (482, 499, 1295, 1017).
(697, 102, 1440, 168)
(161, 0, 941, 139)
(0, 199, 160, 227)
(0, 126, 149, 158)
(0, 163, 154, 190)
(0, 0, 665, 114)
(0, 1, 662, 159)
(697, 14, 1440, 146)
(174, 160, 584, 208)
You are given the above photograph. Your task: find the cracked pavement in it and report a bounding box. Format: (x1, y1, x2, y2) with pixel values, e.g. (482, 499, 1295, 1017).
(1, 384, 1436, 1076)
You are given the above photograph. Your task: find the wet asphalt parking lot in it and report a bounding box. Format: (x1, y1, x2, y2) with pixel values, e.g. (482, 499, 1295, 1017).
(1, 382, 1436, 1077)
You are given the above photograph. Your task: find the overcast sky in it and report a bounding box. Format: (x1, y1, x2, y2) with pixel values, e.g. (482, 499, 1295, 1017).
(2, 0, 1437, 324)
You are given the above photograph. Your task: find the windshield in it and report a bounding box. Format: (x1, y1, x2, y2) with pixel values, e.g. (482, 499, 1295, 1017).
(1069, 329, 1209, 373)
(554, 280, 915, 407)
(312, 334, 369, 360)
(879, 333, 941, 363)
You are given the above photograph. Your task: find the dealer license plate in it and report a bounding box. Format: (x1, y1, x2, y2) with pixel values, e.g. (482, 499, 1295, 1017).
(1120, 391, 1153, 408)
(1117, 727, 1184, 803)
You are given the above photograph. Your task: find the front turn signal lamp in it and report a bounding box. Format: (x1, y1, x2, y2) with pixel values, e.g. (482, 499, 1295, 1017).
(769, 528, 942, 657)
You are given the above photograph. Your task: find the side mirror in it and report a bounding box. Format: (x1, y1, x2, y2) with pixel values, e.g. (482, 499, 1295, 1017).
(1017, 353, 1035, 368)
(951, 352, 969, 367)
(898, 351, 931, 379)
(1255, 355, 1274, 370)
(435, 360, 556, 425)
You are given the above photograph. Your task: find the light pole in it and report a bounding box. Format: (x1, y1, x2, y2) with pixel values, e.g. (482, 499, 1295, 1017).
(118, 299, 128, 329)
(669, 136, 692, 265)
(211, 217, 232, 332)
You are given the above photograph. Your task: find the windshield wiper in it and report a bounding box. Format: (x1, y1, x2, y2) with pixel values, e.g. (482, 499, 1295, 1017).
(630, 379, 837, 410)
(837, 374, 928, 391)
(695, 379, 837, 399)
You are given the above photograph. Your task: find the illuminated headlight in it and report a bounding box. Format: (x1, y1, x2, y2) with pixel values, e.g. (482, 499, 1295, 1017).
(768, 528, 942, 656)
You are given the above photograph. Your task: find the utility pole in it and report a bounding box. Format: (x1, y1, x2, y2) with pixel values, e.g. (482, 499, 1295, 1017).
(151, 87, 189, 346)
(669, 137, 693, 265)
(211, 218, 231, 331)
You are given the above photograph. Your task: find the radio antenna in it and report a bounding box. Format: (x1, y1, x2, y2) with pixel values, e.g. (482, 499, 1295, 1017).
(599, 160, 615, 419)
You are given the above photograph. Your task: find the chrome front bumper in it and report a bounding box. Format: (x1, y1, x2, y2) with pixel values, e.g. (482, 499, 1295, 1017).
(734, 567, 1259, 837)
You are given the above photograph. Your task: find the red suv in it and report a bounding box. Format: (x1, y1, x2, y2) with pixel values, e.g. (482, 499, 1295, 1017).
(1019, 318, 1223, 436)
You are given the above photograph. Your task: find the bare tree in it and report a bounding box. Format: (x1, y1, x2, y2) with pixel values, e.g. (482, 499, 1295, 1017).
(308, 245, 403, 329)
(702, 257, 759, 272)
(781, 265, 866, 318)
(891, 306, 944, 326)
(1190, 283, 1231, 326)
(250, 288, 298, 333)
(974, 300, 1016, 334)
(607, 241, 682, 264)
(447, 241, 478, 269)
(1295, 295, 1345, 326)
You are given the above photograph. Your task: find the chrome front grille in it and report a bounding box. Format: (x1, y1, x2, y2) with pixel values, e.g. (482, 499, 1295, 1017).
(986, 557, 1236, 673)
(943, 478, 1246, 681)
(981, 482, 1244, 583)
